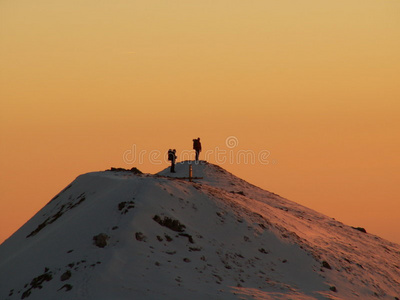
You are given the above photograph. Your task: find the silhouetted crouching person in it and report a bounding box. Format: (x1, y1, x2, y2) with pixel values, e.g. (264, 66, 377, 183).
(193, 138, 202, 162)
(168, 149, 177, 173)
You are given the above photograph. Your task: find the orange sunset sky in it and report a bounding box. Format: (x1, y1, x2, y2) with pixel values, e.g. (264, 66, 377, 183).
(1, 0, 399, 245)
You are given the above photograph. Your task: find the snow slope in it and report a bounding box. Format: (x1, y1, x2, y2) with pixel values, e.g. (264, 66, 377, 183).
(0, 161, 399, 300)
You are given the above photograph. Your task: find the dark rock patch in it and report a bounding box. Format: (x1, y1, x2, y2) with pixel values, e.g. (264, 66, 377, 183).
(60, 270, 71, 281)
(135, 232, 146, 242)
(21, 290, 31, 299)
(352, 226, 367, 233)
(21, 271, 53, 299)
(153, 215, 186, 232)
(58, 284, 73, 292)
(108, 167, 143, 174)
(30, 272, 53, 289)
(230, 191, 245, 196)
(179, 233, 194, 244)
(189, 247, 202, 252)
(49, 184, 72, 203)
(322, 261, 332, 270)
(118, 201, 135, 214)
(27, 193, 86, 238)
(258, 223, 266, 229)
(93, 233, 109, 248)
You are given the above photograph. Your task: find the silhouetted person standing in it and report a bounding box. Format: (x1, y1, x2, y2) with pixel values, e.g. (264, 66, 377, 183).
(193, 138, 202, 162)
(168, 149, 177, 173)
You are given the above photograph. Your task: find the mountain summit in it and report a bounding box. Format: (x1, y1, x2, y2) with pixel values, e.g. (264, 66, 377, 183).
(0, 161, 399, 300)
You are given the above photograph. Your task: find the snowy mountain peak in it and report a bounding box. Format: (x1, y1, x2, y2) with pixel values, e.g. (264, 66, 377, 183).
(0, 162, 399, 300)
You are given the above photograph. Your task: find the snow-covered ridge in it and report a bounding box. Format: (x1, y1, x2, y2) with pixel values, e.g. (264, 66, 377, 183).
(0, 161, 399, 300)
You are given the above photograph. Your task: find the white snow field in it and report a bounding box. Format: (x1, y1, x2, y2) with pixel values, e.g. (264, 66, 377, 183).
(0, 161, 399, 300)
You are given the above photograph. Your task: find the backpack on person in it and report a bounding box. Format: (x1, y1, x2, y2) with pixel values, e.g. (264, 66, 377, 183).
(193, 138, 200, 150)
(168, 149, 174, 161)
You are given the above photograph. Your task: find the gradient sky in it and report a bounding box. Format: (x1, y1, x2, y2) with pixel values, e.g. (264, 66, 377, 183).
(1, 0, 399, 244)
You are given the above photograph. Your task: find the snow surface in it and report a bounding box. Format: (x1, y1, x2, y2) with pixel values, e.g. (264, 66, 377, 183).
(0, 161, 399, 300)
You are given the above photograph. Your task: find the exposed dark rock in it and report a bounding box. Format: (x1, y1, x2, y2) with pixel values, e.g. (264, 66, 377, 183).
(118, 202, 126, 210)
(49, 184, 72, 203)
(21, 271, 53, 299)
(93, 233, 109, 248)
(108, 167, 143, 174)
(118, 201, 135, 214)
(213, 274, 223, 283)
(330, 286, 337, 292)
(352, 226, 367, 233)
(258, 248, 269, 254)
(189, 247, 202, 252)
(130, 167, 143, 174)
(135, 232, 146, 242)
(27, 194, 86, 238)
(179, 233, 194, 244)
(153, 215, 186, 232)
(21, 290, 31, 299)
(30, 272, 53, 289)
(70, 194, 86, 209)
(322, 261, 332, 269)
(110, 167, 129, 171)
(60, 270, 71, 281)
(230, 191, 245, 196)
(58, 284, 73, 292)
